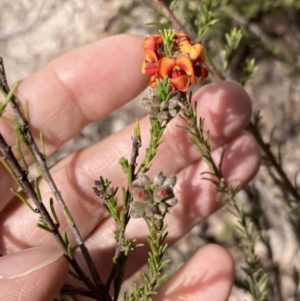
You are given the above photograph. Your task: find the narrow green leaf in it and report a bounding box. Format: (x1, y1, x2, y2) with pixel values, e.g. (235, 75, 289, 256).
(34, 179, 42, 202)
(0, 157, 26, 190)
(16, 138, 28, 171)
(143, 272, 150, 286)
(24, 100, 29, 122)
(156, 274, 168, 285)
(39, 130, 46, 158)
(119, 156, 129, 174)
(67, 244, 74, 259)
(11, 189, 35, 212)
(62, 231, 69, 246)
(6, 82, 19, 104)
(63, 206, 75, 226)
(37, 223, 53, 233)
(50, 198, 60, 226)
(159, 259, 170, 270)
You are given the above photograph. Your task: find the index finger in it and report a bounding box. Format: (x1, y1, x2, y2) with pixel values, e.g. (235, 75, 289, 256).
(0, 34, 148, 209)
(1, 34, 148, 154)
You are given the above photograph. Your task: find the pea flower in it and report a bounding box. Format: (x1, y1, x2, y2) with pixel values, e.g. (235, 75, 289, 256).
(141, 31, 209, 93)
(141, 34, 163, 84)
(159, 56, 196, 92)
(129, 172, 178, 220)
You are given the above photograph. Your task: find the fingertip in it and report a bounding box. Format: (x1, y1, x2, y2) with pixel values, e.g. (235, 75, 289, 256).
(0, 247, 68, 301)
(221, 133, 261, 186)
(199, 244, 235, 279)
(155, 244, 234, 301)
(193, 81, 252, 147)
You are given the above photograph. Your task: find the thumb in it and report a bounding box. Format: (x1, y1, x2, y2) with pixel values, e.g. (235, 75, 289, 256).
(0, 246, 68, 301)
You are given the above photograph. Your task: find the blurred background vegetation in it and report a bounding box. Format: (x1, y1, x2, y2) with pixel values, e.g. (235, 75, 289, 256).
(1, 0, 300, 300)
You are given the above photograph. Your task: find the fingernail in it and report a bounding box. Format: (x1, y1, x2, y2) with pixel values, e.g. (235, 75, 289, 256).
(0, 246, 64, 279)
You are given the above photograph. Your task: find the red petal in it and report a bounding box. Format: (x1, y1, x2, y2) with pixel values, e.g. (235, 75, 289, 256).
(142, 49, 158, 74)
(201, 67, 209, 81)
(145, 64, 157, 75)
(194, 65, 209, 81)
(194, 65, 203, 78)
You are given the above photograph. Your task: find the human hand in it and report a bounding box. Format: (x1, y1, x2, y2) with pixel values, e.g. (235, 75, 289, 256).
(0, 34, 260, 301)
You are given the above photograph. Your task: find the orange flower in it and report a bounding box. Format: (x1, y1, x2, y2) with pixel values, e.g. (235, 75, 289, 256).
(141, 32, 209, 92)
(159, 56, 196, 92)
(175, 32, 208, 82)
(176, 32, 204, 61)
(192, 51, 209, 82)
(141, 35, 164, 76)
(142, 34, 163, 51)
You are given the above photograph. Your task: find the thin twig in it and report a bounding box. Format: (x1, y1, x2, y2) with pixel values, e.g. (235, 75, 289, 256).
(247, 122, 299, 202)
(151, 0, 187, 34)
(150, 0, 225, 81)
(0, 58, 111, 301)
(0, 133, 103, 300)
(106, 134, 141, 299)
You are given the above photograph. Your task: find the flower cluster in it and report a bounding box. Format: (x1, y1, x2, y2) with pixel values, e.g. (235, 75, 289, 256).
(129, 172, 178, 220)
(93, 177, 115, 200)
(141, 80, 181, 122)
(141, 31, 209, 93)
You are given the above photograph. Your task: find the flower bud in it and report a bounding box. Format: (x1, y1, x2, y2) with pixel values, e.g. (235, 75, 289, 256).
(153, 186, 174, 202)
(157, 111, 170, 123)
(145, 204, 157, 218)
(130, 186, 152, 202)
(163, 174, 177, 187)
(106, 186, 115, 196)
(153, 171, 165, 186)
(130, 200, 147, 219)
(168, 97, 179, 109)
(129, 172, 178, 220)
(165, 198, 178, 207)
(134, 173, 151, 187)
(158, 202, 167, 215)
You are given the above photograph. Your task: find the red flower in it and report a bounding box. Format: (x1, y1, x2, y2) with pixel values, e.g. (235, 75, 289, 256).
(141, 35, 164, 84)
(141, 32, 209, 92)
(175, 32, 209, 82)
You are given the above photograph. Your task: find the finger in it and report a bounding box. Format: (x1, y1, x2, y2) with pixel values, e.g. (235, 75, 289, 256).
(0, 81, 253, 253)
(192, 80, 252, 149)
(1, 34, 147, 150)
(147, 80, 252, 175)
(0, 246, 68, 301)
(72, 132, 260, 281)
(0, 82, 255, 254)
(153, 244, 234, 301)
(0, 34, 148, 210)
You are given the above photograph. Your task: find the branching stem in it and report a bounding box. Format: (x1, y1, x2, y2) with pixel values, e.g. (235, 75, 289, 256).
(0, 58, 111, 301)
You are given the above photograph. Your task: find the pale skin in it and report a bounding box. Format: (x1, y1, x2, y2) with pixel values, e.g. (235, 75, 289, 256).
(0, 34, 261, 301)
